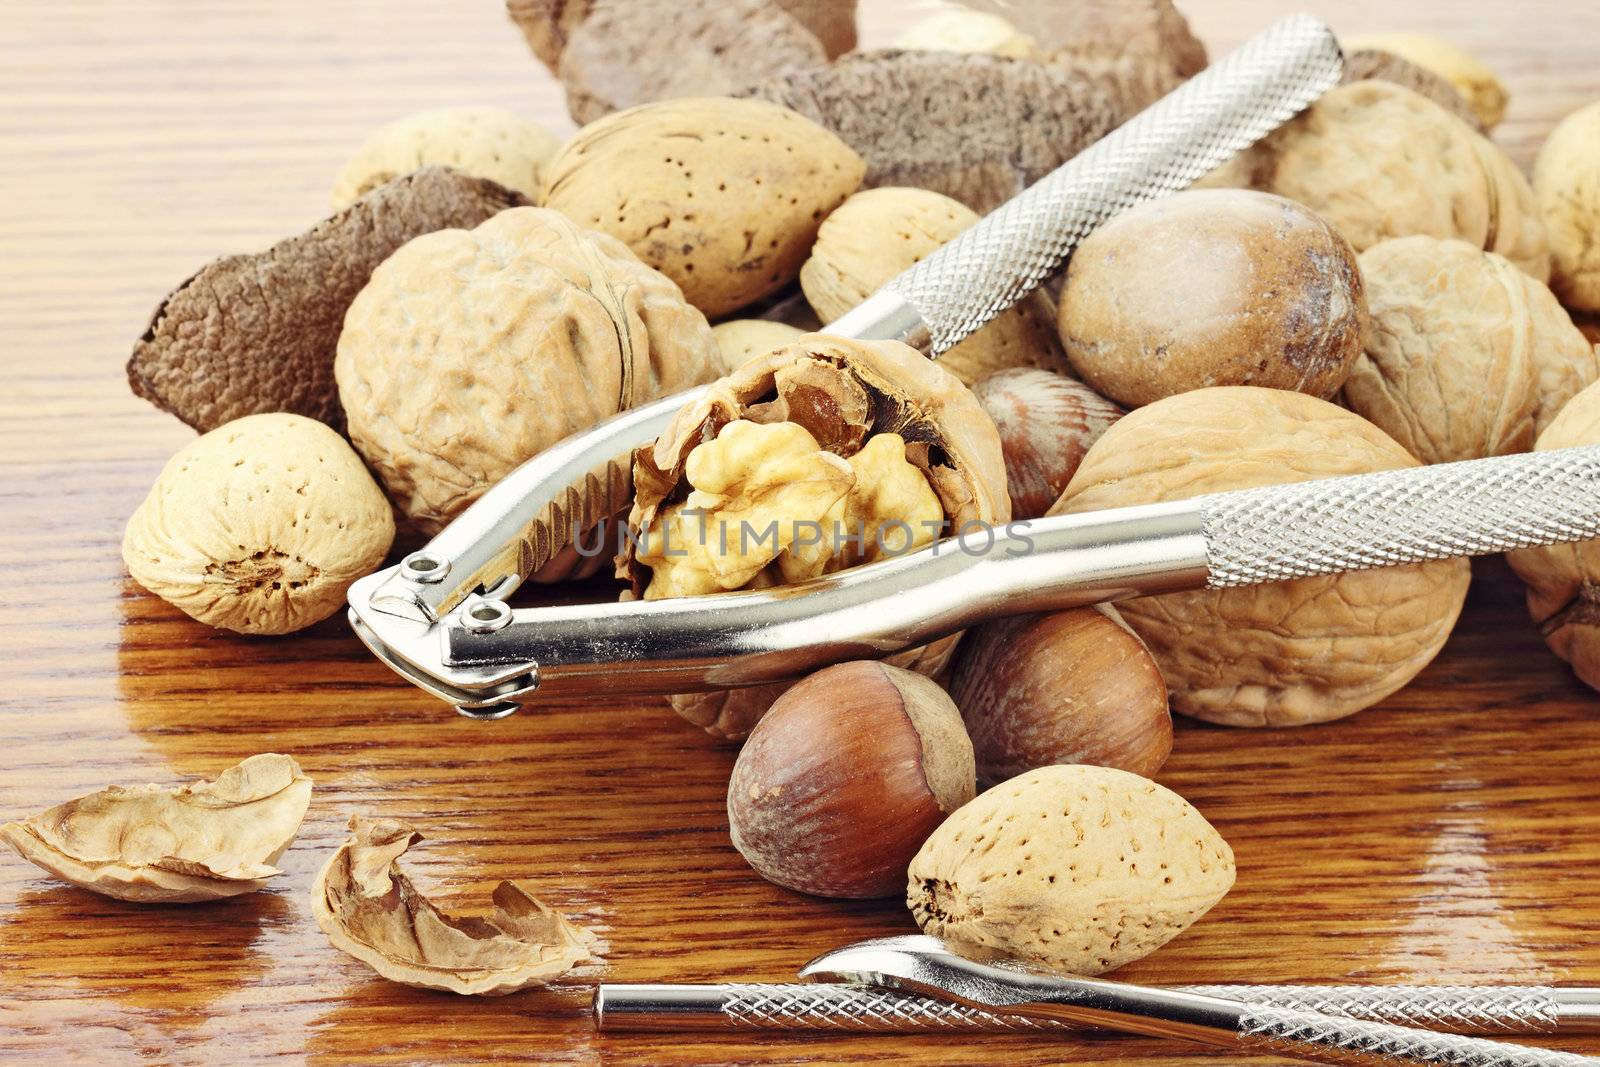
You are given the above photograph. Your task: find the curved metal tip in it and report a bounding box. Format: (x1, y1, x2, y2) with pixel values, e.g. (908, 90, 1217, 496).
(798, 935, 1053, 1010)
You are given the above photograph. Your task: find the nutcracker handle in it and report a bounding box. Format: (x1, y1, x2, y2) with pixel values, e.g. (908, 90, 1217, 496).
(354, 14, 1343, 624)
(595, 982, 1600, 1036)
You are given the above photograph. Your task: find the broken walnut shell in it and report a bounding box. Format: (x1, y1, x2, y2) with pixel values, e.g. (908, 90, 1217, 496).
(541, 97, 865, 319)
(624, 333, 1008, 736)
(742, 50, 1121, 214)
(335, 206, 718, 534)
(556, 0, 827, 125)
(800, 186, 1069, 385)
(0, 754, 312, 903)
(727, 661, 976, 899)
(128, 166, 526, 434)
(310, 815, 591, 996)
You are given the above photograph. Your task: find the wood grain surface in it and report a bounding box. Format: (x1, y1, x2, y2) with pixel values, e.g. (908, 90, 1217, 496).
(4, 2, 1600, 1064)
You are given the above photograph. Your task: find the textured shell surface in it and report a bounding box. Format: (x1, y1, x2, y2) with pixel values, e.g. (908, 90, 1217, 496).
(907, 764, 1234, 975)
(1051, 387, 1471, 727)
(121, 414, 394, 635)
(331, 107, 560, 208)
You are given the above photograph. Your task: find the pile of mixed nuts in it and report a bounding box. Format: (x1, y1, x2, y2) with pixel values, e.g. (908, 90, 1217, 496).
(9, 0, 1600, 997)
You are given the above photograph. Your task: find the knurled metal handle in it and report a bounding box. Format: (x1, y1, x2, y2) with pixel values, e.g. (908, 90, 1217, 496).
(1200, 446, 1600, 588)
(599, 983, 1593, 1037)
(1237, 1004, 1596, 1067)
(878, 12, 1343, 354)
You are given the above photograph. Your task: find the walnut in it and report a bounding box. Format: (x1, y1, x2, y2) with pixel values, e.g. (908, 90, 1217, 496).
(1508, 382, 1600, 692)
(1257, 81, 1549, 281)
(311, 816, 591, 995)
(1343, 33, 1508, 129)
(1341, 48, 1482, 130)
(0, 755, 311, 903)
(800, 186, 1069, 385)
(541, 97, 865, 319)
(1051, 387, 1471, 727)
(742, 50, 1121, 213)
(331, 108, 560, 208)
(335, 207, 718, 534)
(1058, 189, 1366, 407)
(127, 167, 525, 433)
(624, 333, 1008, 737)
(710, 320, 806, 375)
(1534, 100, 1600, 314)
(1343, 236, 1599, 464)
(122, 414, 395, 635)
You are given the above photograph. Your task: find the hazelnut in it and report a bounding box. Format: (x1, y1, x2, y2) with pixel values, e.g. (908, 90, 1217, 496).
(727, 661, 976, 898)
(945, 606, 1170, 787)
(1257, 81, 1549, 281)
(1342, 33, 1507, 128)
(1534, 100, 1600, 314)
(970, 368, 1122, 520)
(1342, 236, 1599, 463)
(1051, 387, 1471, 727)
(907, 765, 1234, 975)
(1508, 381, 1600, 692)
(800, 186, 1069, 385)
(1058, 189, 1367, 408)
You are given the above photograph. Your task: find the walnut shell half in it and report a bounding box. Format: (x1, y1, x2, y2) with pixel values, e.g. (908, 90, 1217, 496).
(335, 206, 718, 534)
(1051, 387, 1471, 727)
(623, 333, 1008, 737)
(1, 754, 312, 903)
(310, 816, 591, 996)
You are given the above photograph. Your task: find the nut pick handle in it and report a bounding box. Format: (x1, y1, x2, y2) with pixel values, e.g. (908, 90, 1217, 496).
(345, 16, 1600, 723)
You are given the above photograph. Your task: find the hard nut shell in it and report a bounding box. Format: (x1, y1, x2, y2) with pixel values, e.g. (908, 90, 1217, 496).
(907, 764, 1234, 975)
(727, 661, 976, 899)
(946, 606, 1171, 787)
(1058, 189, 1367, 408)
(971, 368, 1123, 521)
(1341, 47, 1483, 130)
(626, 333, 1008, 736)
(800, 186, 1069, 385)
(127, 166, 526, 433)
(122, 413, 395, 635)
(710, 320, 808, 376)
(1257, 81, 1549, 281)
(335, 206, 718, 534)
(1508, 381, 1600, 692)
(1343, 33, 1508, 128)
(331, 107, 561, 208)
(1534, 100, 1600, 313)
(1343, 236, 1599, 464)
(896, 8, 1040, 59)
(0, 754, 312, 903)
(310, 816, 591, 995)
(541, 97, 865, 318)
(556, 0, 827, 125)
(773, 0, 857, 58)
(742, 50, 1121, 213)
(1051, 387, 1471, 727)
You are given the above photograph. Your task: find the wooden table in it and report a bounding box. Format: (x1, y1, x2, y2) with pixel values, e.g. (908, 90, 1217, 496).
(4, 2, 1599, 1063)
